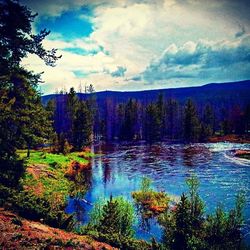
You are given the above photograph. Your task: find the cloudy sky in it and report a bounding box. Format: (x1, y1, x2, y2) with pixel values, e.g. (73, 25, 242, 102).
(20, 0, 250, 94)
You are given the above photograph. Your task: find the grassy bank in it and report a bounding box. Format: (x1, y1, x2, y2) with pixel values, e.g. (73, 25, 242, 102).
(17, 150, 94, 208)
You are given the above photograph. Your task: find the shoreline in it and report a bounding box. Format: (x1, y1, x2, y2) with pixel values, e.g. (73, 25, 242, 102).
(208, 134, 250, 144)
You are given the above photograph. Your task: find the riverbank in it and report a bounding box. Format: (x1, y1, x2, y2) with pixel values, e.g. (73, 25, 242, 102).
(18, 149, 94, 209)
(234, 150, 250, 160)
(0, 208, 116, 250)
(208, 134, 250, 143)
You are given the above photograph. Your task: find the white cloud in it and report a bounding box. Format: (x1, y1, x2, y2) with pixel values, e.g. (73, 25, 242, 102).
(21, 0, 250, 93)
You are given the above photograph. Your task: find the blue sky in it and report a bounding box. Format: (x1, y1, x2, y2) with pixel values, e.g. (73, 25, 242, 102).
(21, 0, 250, 94)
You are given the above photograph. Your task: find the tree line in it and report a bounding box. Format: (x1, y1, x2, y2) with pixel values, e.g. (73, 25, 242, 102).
(49, 90, 250, 145)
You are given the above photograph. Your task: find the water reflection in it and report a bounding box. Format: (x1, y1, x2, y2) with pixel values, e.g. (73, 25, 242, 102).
(102, 160, 111, 184)
(67, 142, 250, 242)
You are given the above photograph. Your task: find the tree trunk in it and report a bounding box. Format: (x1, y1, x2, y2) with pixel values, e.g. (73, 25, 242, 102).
(27, 145, 30, 158)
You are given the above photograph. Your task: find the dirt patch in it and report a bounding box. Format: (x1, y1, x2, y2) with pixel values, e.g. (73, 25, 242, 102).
(0, 208, 117, 250)
(27, 164, 56, 180)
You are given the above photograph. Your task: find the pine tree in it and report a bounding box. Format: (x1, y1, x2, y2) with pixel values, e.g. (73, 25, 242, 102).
(166, 98, 179, 140)
(156, 93, 166, 138)
(98, 196, 121, 235)
(145, 103, 161, 142)
(0, 0, 60, 186)
(66, 87, 79, 142)
(184, 99, 201, 142)
(120, 99, 138, 140)
(173, 193, 191, 250)
(73, 101, 92, 150)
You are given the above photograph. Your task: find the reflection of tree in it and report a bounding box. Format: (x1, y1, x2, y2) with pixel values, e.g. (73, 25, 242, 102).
(103, 161, 111, 184)
(73, 199, 85, 226)
(71, 169, 92, 198)
(182, 145, 211, 167)
(183, 146, 196, 167)
(164, 147, 177, 166)
(134, 203, 151, 232)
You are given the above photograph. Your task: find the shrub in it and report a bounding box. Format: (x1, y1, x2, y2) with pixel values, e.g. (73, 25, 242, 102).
(92, 196, 135, 238)
(159, 176, 246, 250)
(132, 177, 169, 218)
(0, 185, 74, 230)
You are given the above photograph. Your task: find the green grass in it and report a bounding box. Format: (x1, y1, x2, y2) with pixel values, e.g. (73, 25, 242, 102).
(17, 150, 94, 209)
(17, 150, 90, 166)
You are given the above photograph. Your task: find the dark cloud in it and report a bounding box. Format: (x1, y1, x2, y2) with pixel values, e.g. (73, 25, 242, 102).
(142, 35, 250, 82)
(111, 66, 127, 77)
(235, 25, 246, 38)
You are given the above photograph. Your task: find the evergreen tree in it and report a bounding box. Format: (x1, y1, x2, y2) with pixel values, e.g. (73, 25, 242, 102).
(184, 99, 200, 142)
(244, 103, 250, 134)
(66, 87, 79, 142)
(173, 194, 191, 250)
(97, 196, 134, 238)
(156, 93, 166, 138)
(120, 99, 138, 140)
(166, 99, 180, 140)
(0, 0, 61, 73)
(145, 103, 161, 142)
(200, 104, 214, 141)
(73, 101, 92, 150)
(0, 0, 60, 186)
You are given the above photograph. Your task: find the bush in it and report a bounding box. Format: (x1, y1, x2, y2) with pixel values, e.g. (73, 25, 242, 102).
(0, 156, 25, 188)
(0, 184, 74, 230)
(132, 177, 169, 218)
(159, 176, 246, 250)
(90, 196, 135, 238)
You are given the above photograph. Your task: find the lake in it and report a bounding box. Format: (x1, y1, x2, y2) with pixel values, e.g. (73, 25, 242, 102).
(66, 142, 250, 242)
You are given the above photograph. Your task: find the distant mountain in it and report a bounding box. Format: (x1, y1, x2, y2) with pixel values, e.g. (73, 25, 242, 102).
(42, 80, 250, 109)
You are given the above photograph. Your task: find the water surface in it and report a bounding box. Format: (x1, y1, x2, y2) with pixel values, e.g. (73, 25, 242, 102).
(66, 142, 250, 242)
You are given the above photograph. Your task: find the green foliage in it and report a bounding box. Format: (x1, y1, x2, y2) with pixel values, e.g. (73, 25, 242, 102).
(73, 101, 93, 150)
(205, 192, 245, 249)
(78, 195, 150, 249)
(66, 87, 79, 142)
(0, 0, 59, 187)
(145, 103, 162, 142)
(96, 196, 135, 238)
(120, 98, 139, 140)
(85, 196, 136, 248)
(141, 176, 152, 193)
(0, 0, 60, 71)
(184, 99, 201, 142)
(0, 156, 25, 188)
(0, 184, 74, 230)
(159, 176, 246, 250)
(132, 177, 169, 219)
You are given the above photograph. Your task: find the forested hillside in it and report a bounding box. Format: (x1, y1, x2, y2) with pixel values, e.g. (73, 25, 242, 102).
(42, 80, 250, 142)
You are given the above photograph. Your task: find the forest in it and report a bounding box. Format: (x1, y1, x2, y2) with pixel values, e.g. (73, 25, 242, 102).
(0, 0, 250, 249)
(45, 86, 250, 150)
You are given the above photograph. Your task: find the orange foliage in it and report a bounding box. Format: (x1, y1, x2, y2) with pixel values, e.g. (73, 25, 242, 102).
(65, 160, 91, 179)
(82, 146, 91, 153)
(78, 147, 92, 160)
(149, 205, 167, 214)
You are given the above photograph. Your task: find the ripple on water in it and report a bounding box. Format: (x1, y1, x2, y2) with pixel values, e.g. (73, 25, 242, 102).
(68, 142, 250, 243)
